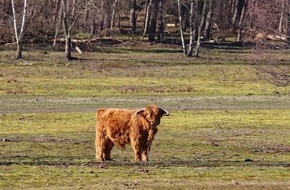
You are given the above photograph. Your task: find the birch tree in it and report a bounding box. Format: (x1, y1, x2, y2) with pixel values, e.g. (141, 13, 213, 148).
(177, 0, 186, 55)
(111, 0, 118, 29)
(143, 0, 152, 37)
(11, 0, 28, 59)
(194, 0, 208, 57)
(61, 0, 85, 60)
(62, 0, 73, 60)
(186, 0, 195, 57)
(203, 0, 213, 40)
(53, 0, 62, 48)
(278, 0, 286, 33)
(286, 0, 290, 44)
(236, 0, 247, 41)
(178, 0, 210, 57)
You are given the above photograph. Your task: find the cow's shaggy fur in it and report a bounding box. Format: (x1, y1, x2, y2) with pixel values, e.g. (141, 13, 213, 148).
(95, 105, 169, 161)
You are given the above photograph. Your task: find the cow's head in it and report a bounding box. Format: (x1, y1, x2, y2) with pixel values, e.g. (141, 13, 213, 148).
(136, 105, 169, 126)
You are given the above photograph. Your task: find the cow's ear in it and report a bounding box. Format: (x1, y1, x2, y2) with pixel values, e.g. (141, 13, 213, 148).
(159, 108, 169, 116)
(136, 109, 145, 116)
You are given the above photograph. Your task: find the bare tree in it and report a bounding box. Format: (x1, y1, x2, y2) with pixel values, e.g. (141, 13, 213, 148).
(97, 0, 105, 35)
(278, 0, 286, 33)
(186, 0, 195, 57)
(148, 0, 159, 42)
(111, 0, 118, 29)
(143, 0, 152, 37)
(103, 0, 112, 36)
(11, 0, 28, 59)
(53, 0, 63, 48)
(287, 0, 290, 44)
(61, 0, 84, 60)
(194, 0, 208, 57)
(90, 6, 97, 36)
(236, 0, 247, 41)
(247, 0, 290, 88)
(177, 0, 186, 55)
(203, 0, 213, 40)
(157, 0, 165, 42)
(130, 0, 137, 33)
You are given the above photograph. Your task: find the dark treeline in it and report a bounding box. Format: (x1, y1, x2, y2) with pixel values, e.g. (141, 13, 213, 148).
(1, 0, 289, 42)
(1, 0, 289, 86)
(1, 0, 290, 58)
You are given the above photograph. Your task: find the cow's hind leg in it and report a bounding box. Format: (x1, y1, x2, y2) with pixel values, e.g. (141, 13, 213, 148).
(96, 138, 114, 161)
(104, 139, 114, 160)
(95, 138, 105, 161)
(95, 143, 104, 161)
(96, 130, 109, 161)
(141, 129, 156, 161)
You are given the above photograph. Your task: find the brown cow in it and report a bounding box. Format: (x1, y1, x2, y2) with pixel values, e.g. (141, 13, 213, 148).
(95, 105, 169, 161)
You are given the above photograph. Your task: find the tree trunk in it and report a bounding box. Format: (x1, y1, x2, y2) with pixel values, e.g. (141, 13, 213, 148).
(177, 0, 186, 55)
(204, 0, 213, 40)
(16, 40, 23, 59)
(232, 0, 245, 32)
(103, 0, 111, 36)
(143, 0, 152, 37)
(53, 0, 61, 22)
(187, 0, 195, 57)
(72, 0, 76, 16)
(148, 0, 158, 42)
(53, 0, 63, 48)
(62, 0, 73, 60)
(90, 8, 97, 36)
(98, 0, 105, 35)
(237, 0, 247, 41)
(84, 0, 89, 22)
(157, 0, 164, 42)
(111, 0, 118, 29)
(287, 0, 290, 44)
(130, 0, 137, 33)
(65, 35, 72, 60)
(194, 0, 207, 57)
(11, 0, 28, 59)
(232, 0, 239, 26)
(279, 0, 285, 33)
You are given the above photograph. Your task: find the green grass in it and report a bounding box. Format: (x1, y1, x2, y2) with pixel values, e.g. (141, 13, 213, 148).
(1, 110, 289, 189)
(0, 61, 287, 97)
(0, 46, 289, 189)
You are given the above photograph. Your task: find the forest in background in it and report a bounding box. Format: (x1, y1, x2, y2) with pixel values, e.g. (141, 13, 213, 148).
(1, 0, 290, 86)
(1, 0, 290, 46)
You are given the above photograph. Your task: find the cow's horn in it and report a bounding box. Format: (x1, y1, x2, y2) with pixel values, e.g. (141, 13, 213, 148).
(136, 109, 144, 115)
(160, 108, 169, 116)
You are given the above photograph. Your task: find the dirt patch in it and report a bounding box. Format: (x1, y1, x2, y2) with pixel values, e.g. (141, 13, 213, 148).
(0, 158, 289, 168)
(0, 136, 85, 144)
(251, 144, 290, 154)
(1, 95, 290, 114)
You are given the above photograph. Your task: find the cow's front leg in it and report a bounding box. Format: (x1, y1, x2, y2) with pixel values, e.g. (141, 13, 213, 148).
(141, 147, 149, 161)
(141, 138, 153, 161)
(141, 128, 156, 161)
(130, 138, 142, 161)
(104, 139, 114, 160)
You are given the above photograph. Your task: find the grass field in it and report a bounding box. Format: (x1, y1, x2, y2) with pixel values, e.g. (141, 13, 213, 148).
(0, 45, 289, 189)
